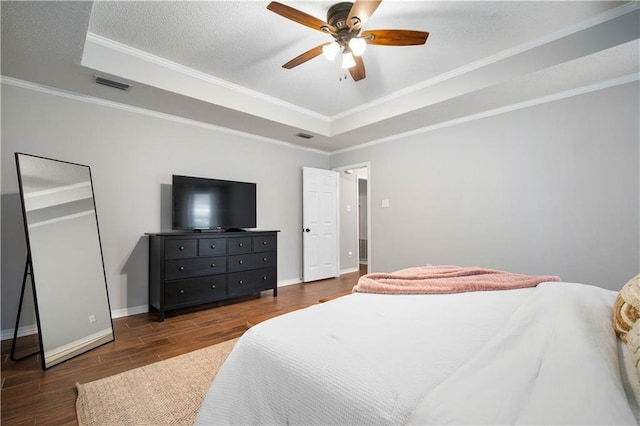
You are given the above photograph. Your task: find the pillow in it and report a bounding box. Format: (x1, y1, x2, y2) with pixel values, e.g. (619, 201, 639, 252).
(626, 319, 640, 382)
(614, 274, 640, 343)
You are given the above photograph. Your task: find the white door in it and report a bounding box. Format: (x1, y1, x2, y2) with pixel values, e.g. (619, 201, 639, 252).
(302, 167, 338, 282)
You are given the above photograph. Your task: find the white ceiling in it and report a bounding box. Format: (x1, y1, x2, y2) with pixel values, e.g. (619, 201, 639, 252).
(2, 1, 639, 153)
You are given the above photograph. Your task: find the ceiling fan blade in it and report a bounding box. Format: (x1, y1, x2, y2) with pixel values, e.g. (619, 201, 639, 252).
(282, 43, 330, 69)
(362, 29, 429, 46)
(347, 0, 382, 29)
(267, 2, 336, 33)
(349, 55, 366, 81)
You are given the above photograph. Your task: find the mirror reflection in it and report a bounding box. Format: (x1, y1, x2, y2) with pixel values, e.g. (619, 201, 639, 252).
(15, 153, 114, 369)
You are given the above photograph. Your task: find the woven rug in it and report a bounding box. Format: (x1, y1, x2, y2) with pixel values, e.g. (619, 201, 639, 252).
(75, 338, 238, 425)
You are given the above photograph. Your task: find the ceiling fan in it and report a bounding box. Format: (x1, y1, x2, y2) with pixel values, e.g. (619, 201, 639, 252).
(267, 0, 429, 82)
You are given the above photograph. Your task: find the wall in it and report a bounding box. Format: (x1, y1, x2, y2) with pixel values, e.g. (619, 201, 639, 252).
(331, 82, 640, 291)
(1, 82, 329, 333)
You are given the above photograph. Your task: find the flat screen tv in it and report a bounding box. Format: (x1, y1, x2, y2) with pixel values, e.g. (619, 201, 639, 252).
(172, 175, 256, 231)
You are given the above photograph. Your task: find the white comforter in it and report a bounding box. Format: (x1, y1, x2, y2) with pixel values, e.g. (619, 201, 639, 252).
(196, 282, 639, 425)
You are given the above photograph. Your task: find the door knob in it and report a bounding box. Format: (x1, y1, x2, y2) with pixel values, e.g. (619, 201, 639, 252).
(304, 228, 310, 232)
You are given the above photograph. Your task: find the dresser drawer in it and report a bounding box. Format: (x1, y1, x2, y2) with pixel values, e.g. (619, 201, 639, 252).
(227, 237, 252, 254)
(253, 235, 276, 252)
(148, 231, 278, 321)
(227, 252, 276, 272)
(165, 239, 197, 259)
(164, 275, 226, 308)
(165, 256, 226, 280)
(198, 238, 226, 256)
(227, 268, 276, 295)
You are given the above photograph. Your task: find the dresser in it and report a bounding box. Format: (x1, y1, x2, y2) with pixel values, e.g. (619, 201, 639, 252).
(147, 230, 278, 321)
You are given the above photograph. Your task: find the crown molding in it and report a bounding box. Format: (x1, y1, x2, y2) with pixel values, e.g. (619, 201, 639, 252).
(331, 2, 640, 123)
(1, 76, 330, 156)
(331, 73, 640, 155)
(86, 32, 330, 124)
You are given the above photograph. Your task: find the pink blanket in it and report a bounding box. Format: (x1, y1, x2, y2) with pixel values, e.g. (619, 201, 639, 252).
(353, 265, 560, 294)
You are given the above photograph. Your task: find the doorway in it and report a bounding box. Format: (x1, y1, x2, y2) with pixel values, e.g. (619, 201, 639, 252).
(358, 176, 368, 271)
(335, 163, 371, 275)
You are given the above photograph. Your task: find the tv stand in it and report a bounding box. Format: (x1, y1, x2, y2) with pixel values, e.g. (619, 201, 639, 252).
(146, 230, 279, 321)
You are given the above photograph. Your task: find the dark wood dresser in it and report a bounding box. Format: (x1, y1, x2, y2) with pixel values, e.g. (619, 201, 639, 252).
(146, 230, 278, 321)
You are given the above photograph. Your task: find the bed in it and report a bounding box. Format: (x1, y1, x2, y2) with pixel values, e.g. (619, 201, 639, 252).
(196, 266, 640, 425)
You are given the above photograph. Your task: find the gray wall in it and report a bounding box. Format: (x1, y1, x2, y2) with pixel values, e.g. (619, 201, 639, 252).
(2, 79, 638, 335)
(1, 82, 329, 332)
(331, 82, 640, 291)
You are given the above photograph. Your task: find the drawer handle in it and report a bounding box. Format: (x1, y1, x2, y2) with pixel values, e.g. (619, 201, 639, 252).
(210, 244, 216, 249)
(179, 289, 185, 295)
(262, 257, 268, 262)
(179, 246, 185, 251)
(238, 243, 244, 247)
(238, 280, 243, 285)
(263, 276, 268, 280)
(179, 266, 185, 271)
(238, 260, 243, 264)
(262, 241, 268, 245)
(211, 284, 216, 289)
(210, 263, 216, 268)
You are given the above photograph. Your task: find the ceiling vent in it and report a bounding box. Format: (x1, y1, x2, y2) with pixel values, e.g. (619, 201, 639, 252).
(295, 132, 314, 139)
(93, 75, 130, 91)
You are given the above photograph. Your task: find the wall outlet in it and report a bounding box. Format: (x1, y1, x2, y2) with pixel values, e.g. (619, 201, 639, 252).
(381, 199, 390, 208)
(89, 315, 96, 323)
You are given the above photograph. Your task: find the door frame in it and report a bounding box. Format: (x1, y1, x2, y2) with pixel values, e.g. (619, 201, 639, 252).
(333, 162, 372, 274)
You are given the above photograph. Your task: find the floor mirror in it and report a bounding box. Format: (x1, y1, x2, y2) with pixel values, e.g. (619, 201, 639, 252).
(14, 153, 114, 369)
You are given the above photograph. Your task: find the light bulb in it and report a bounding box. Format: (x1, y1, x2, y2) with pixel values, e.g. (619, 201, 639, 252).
(341, 52, 356, 69)
(322, 41, 340, 61)
(348, 37, 367, 56)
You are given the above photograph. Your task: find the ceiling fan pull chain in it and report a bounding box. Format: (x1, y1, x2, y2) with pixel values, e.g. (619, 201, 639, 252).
(336, 64, 345, 82)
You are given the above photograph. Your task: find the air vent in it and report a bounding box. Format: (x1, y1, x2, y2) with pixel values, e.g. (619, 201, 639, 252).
(295, 132, 314, 139)
(93, 75, 130, 91)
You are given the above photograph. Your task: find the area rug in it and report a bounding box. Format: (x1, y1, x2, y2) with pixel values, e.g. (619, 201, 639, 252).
(75, 338, 239, 425)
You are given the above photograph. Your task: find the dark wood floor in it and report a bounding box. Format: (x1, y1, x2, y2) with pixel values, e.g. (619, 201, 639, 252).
(1, 268, 363, 425)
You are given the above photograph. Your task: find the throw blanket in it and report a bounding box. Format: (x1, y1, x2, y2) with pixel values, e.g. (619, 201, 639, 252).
(353, 265, 560, 294)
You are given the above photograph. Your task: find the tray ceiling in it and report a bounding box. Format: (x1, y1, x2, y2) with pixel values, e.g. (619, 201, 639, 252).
(2, 1, 639, 152)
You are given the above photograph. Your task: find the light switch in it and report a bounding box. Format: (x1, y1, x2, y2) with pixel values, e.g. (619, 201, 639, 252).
(346, 204, 352, 212)
(381, 199, 390, 208)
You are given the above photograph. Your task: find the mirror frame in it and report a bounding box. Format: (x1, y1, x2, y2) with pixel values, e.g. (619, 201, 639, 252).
(15, 152, 114, 369)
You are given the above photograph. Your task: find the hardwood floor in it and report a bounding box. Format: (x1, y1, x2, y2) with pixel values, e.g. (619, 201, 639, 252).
(1, 268, 363, 425)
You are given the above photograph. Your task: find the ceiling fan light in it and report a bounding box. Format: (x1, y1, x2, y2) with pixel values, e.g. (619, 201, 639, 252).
(348, 37, 367, 56)
(322, 41, 340, 61)
(341, 52, 356, 69)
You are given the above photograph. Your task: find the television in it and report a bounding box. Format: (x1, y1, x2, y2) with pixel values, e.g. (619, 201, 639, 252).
(172, 175, 257, 231)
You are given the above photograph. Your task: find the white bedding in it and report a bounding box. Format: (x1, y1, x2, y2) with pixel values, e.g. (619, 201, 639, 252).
(196, 282, 639, 425)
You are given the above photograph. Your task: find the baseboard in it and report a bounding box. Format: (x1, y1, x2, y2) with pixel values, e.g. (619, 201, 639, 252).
(340, 266, 360, 275)
(277, 278, 302, 287)
(0, 324, 38, 341)
(2, 279, 306, 340)
(111, 304, 149, 319)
